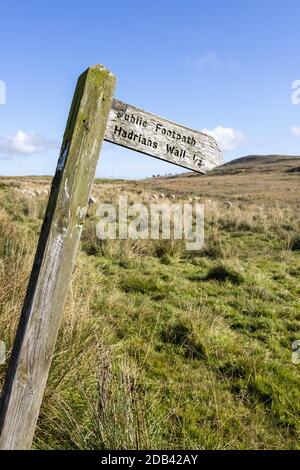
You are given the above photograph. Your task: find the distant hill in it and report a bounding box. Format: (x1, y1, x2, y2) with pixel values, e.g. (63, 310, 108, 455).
(1, 155, 299, 205)
(167, 155, 300, 178)
(146, 155, 300, 204)
(211, 154, 300, 176)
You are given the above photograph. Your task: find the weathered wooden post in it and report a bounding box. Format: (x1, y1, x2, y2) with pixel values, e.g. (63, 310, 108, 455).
(0, 64, 115, 449)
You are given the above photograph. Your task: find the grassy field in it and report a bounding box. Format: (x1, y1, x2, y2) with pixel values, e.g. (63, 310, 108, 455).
(0, 155, 300, 449)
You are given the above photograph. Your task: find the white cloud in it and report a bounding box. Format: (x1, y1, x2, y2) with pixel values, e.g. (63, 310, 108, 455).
(202, 126, 246, 152)
(0, 130, 58, 159)
(291, 125, 300, 136)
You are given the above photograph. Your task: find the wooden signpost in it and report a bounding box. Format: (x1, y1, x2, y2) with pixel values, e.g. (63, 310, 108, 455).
(0, 65, 116, 449)
(0, 64, 222, 450)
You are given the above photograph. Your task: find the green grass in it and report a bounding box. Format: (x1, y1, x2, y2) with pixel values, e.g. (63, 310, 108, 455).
(0, 180, 300, 449)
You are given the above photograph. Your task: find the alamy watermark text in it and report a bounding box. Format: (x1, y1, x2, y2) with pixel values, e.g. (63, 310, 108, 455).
(0, 80, 6, 105)
(95, 196, 204, 251)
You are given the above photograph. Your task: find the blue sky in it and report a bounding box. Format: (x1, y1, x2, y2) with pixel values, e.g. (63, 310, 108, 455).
(0, 0, 299, 178)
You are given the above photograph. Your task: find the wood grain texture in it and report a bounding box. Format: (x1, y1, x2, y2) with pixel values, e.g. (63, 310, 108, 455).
(105, 99, 223, 173)
(0, 65, 115, 449)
